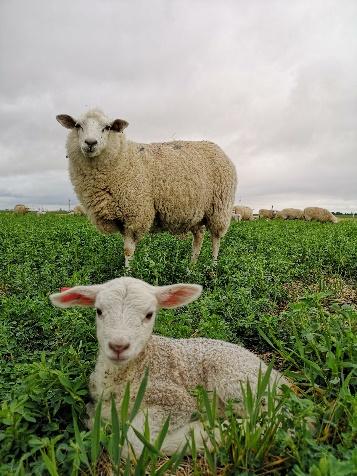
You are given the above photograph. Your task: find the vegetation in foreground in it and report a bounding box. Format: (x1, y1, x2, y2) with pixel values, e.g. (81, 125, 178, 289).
(0, 213, 356, 474)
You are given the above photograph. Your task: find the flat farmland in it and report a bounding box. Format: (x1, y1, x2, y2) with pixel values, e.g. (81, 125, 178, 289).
(0, 213, 356, 474)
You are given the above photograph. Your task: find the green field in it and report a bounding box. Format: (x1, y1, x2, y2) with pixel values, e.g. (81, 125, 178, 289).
(0, 213, 356, 474)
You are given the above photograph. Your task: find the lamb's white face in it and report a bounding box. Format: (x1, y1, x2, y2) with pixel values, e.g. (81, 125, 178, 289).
(95, 280, 157, 363)
(56, 110, 128, 158)
(50, 277, 202, 366)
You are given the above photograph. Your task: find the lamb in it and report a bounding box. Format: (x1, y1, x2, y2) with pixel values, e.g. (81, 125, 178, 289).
(14, 204, 29, 214)
(276, 208, 304, 220)
(232, 205, 253, 221)
(50, 276, 287, 457)
(56, 110, 237, 267)
(304, 207, 338, 223)
(259, 209, 276, 219)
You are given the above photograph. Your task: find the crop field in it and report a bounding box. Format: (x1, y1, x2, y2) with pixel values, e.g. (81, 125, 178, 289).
(0, 212, 356, 475)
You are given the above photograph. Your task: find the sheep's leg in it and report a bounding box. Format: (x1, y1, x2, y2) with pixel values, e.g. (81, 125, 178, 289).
(191, 228, 205, 263)
(124, 232, 137, 268)
(211, 234, 221, 264)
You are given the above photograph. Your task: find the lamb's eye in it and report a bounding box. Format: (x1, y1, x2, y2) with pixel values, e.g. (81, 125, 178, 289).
(96, 308, 102, 316)
(145, 312, 153, 320)
(102, 125, 111, 132)
(75, 123, 82, 130)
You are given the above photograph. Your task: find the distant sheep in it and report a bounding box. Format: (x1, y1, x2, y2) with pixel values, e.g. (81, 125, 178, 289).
(304, 207, 338, 223)
(276, 208, 304, 220)
(233, 205, 253, 221)
(73, 204, 86, 216)
(14, 204, 29, 215)
(259, 209, 276, 219)
(56, 109, 237, 267)
(50, 277, 287, 457)
(232, 212, 242, 222)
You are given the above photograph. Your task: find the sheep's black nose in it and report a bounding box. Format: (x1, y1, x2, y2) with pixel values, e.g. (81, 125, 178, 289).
(85, 139, 98, 146)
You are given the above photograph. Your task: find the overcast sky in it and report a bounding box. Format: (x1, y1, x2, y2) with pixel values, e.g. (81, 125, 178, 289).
(0, 0, 356, 212)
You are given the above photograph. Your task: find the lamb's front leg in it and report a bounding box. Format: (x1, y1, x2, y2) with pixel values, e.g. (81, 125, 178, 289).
(125, 410, 218, 457)
(160, 420, 220, 455)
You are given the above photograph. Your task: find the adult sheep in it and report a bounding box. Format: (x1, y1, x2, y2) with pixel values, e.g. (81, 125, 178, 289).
(232, 205, 253, 221)
(304, 207, 338, 223)
(276, 208, 304, 220)
(259, 209, 276, 220)
(14, 204, 29, 215)
(56, 109, 237, 267)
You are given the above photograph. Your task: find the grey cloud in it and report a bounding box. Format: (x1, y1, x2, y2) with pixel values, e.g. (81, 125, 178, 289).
(0, 0, 356, 212)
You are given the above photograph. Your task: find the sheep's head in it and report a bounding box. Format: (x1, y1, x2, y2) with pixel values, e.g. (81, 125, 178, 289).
(50, 277, 202, 365)
(56, 109, 128, 158)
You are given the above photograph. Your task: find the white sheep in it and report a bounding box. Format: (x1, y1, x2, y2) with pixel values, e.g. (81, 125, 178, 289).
(232, 205, 253, 221)
(56, 109, 237, 267)
(14, 204, 29, 215)
(232, 212, 242, 222)
(259, 209, 276, 220)
(276, 208, 304, 220)
(50, 277, 287, 457)
(304, 207, 338, 223)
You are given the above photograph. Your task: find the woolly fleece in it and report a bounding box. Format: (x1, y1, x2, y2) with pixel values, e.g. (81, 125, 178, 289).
(61, 110, 237, 264)
(276, 208, 304, 220)
(304, 207, 338, 223)
(233, 205, 254, 221)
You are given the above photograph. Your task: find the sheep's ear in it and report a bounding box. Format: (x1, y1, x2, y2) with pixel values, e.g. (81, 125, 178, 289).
(56, 115, 77, 129)
(50, 285, 101, 308)
(111, 119, 129, 132)
(155, 284, 202, 309)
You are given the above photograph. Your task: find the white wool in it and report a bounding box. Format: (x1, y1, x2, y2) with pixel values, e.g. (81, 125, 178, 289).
(51, 277, 288, 457)
(56, 109, 237, 267)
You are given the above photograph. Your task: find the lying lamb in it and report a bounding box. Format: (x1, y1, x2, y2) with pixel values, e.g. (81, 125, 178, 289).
(50, 277, 287, 456)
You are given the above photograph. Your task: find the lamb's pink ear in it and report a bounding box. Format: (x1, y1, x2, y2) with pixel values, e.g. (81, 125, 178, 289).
(56, 114, 76, 129)
(155, 284, 202, 309)
(111, 119, 129, 132)
(50, 285, 101, 308)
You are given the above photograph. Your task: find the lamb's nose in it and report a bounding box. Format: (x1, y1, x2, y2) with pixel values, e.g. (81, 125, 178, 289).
(109, 342, 130, 354)
(85, 139, 98, 146)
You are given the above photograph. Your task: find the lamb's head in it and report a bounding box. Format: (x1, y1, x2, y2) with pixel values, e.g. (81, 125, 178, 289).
(56, 109, 129, 158)
(50, 277, 202, 365)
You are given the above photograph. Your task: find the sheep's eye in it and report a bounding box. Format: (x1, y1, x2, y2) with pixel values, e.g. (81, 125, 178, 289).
(102, 125, 111, 132)
(75, 123, 82, 129)
(145, 312, 153, 320)
(96, 308, 102, 316)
